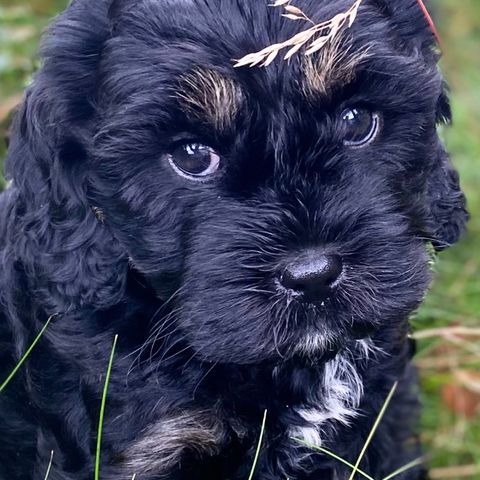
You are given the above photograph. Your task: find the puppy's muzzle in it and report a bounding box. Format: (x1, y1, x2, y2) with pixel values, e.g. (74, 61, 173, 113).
(279, 249, 343, 303)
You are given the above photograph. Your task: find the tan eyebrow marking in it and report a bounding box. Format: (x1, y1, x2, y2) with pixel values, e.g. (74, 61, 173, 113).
(176, 69, 244, 130)
(302, 37, 372, 97)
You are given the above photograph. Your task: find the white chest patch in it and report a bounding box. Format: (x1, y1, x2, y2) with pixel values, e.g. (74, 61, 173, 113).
(289, 340, 376, 447)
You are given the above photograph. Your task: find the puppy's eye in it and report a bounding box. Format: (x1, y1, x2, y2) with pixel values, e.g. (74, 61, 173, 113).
(341, 107, 380, 147)
(167, 143, 221, 180)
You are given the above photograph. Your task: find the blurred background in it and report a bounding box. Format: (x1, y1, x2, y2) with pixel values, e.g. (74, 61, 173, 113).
(0, 0, 479, 477)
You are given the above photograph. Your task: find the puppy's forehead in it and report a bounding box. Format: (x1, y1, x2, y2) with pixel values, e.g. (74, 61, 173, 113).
(113, 0, 392, 131)
(160, 1, 378, 115)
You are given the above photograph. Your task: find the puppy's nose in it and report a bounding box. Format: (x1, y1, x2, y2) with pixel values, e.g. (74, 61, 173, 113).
(280, 252, 343, 302)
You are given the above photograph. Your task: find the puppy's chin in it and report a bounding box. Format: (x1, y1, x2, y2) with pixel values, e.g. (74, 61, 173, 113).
(191, 326, 372, 368)
(285, 326, 375, 363)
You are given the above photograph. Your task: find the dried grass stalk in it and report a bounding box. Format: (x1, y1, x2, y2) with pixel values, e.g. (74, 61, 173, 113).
(234, 0, 363, 68)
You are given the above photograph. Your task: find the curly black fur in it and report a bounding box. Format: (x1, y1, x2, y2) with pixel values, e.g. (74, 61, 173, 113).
(0, 0, 468, 479)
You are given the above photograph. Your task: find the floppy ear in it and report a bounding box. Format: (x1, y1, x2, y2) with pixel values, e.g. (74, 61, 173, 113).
(373, 0, 469, 250)
(426, 90, 468, 252)
(3, 0, 129, 314)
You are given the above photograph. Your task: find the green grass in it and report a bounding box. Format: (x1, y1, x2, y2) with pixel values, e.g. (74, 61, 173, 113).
(1, 0, 479, 477)
(347, 382, 399, 480)
(0, 324, 119, 480)
(0, 314, 54, 392)
(95, 334, 118, 480)
(43, 450, 54, 480)
(248, 410, 268, 480)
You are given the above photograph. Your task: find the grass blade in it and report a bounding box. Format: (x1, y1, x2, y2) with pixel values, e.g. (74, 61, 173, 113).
(292, 438, 375, 480)
(95, 334, 118, 480)
(0, 314, 56, 393)
(348, 381, 399, 480)
(43, 450, 54, 480)
(382, 457, 424, 480)
(247, 409, 268, 480)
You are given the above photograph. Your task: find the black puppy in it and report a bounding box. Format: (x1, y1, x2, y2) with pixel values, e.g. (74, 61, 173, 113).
(0, 0, 468, 479)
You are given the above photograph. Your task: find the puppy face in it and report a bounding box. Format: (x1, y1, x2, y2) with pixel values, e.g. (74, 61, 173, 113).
(75, 0, 466, 364)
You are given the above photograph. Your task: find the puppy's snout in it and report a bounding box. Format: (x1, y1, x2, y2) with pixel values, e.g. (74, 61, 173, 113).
(279, 250, 343, 303)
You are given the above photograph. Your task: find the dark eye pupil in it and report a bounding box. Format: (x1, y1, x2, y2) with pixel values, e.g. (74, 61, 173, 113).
(173, 144, 212, 175)
(342, 108, 377, 146)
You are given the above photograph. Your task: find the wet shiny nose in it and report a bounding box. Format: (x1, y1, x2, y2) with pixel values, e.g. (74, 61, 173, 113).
(280, 251, 343, 302)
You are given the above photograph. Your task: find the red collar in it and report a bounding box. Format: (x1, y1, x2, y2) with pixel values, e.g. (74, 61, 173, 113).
(416, 0, 441, 45)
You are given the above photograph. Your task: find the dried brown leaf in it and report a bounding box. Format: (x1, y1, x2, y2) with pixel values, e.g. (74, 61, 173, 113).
(442, 370, 480, 418)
